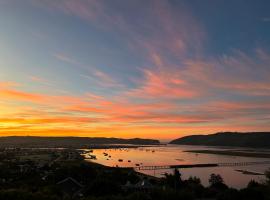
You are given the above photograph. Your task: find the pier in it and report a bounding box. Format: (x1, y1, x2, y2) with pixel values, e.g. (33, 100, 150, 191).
(134, 160, 270, 171)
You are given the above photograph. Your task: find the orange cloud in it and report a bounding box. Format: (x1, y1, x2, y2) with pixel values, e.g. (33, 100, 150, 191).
(0, 83, 90, 106)
(1, 1, 270, 140)
(0, 88, 45, 102)
(1, 78, 269, 140)
(127, 69, 197, 99)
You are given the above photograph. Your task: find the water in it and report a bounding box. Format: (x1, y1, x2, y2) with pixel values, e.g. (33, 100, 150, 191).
(83, 145, 270, 189)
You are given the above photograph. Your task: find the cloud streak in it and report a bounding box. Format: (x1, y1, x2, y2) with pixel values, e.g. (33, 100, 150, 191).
(1, 1, 270, 139)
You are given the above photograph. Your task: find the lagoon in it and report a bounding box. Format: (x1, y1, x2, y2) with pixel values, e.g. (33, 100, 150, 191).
(83, 145, 270, 189)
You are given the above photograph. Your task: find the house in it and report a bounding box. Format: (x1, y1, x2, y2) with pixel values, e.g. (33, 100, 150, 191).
(57, 177, 84, 198)
(123, 178, 154, 191)
(135, 179, 154, 190)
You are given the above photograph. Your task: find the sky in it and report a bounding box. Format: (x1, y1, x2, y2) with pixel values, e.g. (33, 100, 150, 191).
(0, 0, 270, 140)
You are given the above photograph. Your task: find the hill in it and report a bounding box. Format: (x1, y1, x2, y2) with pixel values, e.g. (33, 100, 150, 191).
(169, 132, 270, 148)
(0, 136, 160, 148)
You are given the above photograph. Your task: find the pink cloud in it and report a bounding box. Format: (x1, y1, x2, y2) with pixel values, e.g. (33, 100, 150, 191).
(127, 68, 197, 99)
(54, 53, 82, 66)
(29, 76, 53, 86)
(183, 50, 270, 96)
(2, 1, 270, 138)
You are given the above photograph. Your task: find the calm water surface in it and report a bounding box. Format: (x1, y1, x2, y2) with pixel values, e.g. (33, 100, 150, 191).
(83, 145, 270, 189)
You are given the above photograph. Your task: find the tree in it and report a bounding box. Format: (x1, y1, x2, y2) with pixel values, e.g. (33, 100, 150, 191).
(164, 169, 182, 189)
(187, 176, 201, 185)
(209, 173, 224, 186)
(265, 168, 270, 185)
(247, 180, 260, 188)
(173, 168, 182, 183)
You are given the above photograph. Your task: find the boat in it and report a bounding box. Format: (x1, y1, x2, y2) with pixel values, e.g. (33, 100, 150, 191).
(85, 154, 96, 159)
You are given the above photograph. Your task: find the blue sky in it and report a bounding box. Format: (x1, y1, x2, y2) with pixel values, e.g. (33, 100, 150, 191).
(0, 0, 270, 139)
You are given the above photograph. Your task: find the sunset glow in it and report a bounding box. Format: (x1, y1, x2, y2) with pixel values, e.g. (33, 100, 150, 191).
(1, 0, 270, 140)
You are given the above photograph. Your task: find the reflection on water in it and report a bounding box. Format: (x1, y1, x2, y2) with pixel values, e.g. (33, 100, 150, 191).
(83, 145, 270, 189)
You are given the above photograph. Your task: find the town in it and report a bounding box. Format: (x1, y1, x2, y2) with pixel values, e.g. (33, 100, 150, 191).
(0, 147, 270, 200)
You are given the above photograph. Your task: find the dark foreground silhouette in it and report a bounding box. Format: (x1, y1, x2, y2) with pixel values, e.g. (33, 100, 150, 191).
(0, 148, 270, 200)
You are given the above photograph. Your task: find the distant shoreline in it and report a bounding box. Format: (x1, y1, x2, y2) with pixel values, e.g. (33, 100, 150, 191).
(87, 144, 166, 149)
(185, 149, 270, 158)
(170, 132, 270, 148)
(0, 136, 160, 148)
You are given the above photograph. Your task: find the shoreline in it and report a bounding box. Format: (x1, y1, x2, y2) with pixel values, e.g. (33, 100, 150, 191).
(185, 149, 270, 158)
(88, 144, 165, 149)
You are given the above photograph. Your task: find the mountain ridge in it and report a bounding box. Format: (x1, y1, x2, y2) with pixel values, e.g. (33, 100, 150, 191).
(169, 132, 270, 148)
(0, 136, 160, 148)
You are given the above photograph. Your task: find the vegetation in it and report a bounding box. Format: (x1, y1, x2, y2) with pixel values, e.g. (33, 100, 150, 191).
(0, 148, 270, 200)
(170, 132, 270, 148)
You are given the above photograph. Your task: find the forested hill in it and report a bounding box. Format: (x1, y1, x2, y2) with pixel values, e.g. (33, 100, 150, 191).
(0, 136, 160, 148)
(169, 132, 270, 148)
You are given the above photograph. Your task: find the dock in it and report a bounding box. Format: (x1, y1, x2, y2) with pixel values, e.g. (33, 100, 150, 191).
(133, 160, 270, 171)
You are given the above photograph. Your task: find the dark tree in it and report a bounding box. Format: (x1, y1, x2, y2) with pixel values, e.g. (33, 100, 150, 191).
(209, 173, 224, 186)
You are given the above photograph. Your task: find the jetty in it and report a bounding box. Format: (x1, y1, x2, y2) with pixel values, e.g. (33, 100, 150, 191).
(133, 160, 270, 171)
